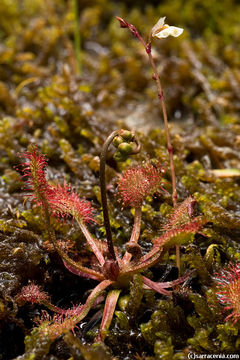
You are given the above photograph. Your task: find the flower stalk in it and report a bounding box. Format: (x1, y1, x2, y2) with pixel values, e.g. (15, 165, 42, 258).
(116, 16, 183, 271)
(100, 130, 120, 263)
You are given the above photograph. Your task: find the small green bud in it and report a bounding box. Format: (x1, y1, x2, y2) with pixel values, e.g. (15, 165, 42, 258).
(112, 136, 124, 148)
(118, 142, 134, 155)
(113, 150, 127, 162)
(119, 130, 133, 142)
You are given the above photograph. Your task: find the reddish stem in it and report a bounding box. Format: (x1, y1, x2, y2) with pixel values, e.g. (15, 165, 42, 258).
(116, 17, 180, 271)
(122, 206, 142, 266)
(97, 289, 121, 342)
(43, 205, 104, 281)
(131, 34, 177, 208)
(77, 220, 105, 266)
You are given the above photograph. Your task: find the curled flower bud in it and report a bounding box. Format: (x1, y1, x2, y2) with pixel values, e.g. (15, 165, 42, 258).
(151, 17, 183, 39)
(113, 131, 135, 150)
(115, 16, 139, 37)
(118, 161, 166, 208)
(115, 16, 129, 28)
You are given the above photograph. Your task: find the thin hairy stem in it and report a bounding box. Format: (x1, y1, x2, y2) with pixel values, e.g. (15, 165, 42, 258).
(40, 298, 81, 315)
(147, 51, 181, 273)
(77, 220, 105, 266)
(130, 33, 177, 207)
(144, 44, 180, 271)
(147, 53, 177, 206)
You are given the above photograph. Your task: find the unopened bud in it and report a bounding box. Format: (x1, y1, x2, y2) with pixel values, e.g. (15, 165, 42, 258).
(113, 150, 127, 162)
(112, 136, 124, 148)
(116, 16, 128, 28)
(118, 142, 134, 155)
(119, 130, 133, 142)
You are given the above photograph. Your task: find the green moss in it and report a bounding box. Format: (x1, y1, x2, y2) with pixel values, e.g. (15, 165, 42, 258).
(185, 245, 211, 284)
(217, 323, 240, 352)
(141, 300, 189, 348)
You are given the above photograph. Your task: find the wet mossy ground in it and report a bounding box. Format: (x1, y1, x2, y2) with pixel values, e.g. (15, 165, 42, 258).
(1, 0, 240, 359)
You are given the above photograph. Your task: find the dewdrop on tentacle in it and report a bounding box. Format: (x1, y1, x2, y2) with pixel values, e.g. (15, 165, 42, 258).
(215, 262, 240, 323)
(118, 161, 166, 208)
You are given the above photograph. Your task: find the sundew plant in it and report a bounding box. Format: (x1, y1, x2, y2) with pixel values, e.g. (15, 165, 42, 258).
(16, 127, 205, 348)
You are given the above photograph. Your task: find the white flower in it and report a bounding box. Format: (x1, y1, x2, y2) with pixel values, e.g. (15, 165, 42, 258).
(151, 17, 183, 39)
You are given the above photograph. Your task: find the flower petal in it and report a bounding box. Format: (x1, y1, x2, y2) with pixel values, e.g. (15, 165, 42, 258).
(153, 26, 183, 39)
(151, 16, 166, 36)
